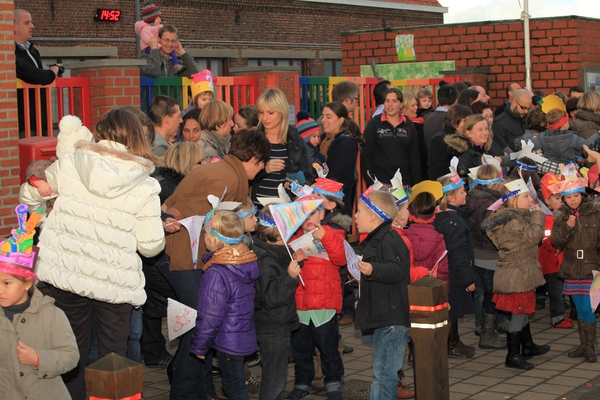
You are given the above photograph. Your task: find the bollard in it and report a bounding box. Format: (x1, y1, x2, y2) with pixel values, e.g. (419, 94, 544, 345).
(85, 353, 143, 400)
(408, 276, 449, 400)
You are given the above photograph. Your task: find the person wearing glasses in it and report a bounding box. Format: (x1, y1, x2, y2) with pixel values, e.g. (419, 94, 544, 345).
(493, 89, 532, 152)
(140, 25, 199, 78)
(331, 81, 361, 114)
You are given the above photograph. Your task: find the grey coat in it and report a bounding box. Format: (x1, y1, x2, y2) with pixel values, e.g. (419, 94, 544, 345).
(140, 48, 199, 78)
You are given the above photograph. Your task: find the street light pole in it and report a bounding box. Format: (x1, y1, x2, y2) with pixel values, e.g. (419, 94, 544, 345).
(522, 0, 532, 91)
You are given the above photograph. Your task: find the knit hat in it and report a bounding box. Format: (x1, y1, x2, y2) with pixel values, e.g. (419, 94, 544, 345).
(0, 205, 43, 280)
(296, 118, 320, 142)
(191, 69, 215, 98)
(56, 115, 93, 159)
(141, 1, 162, 24)
(313, 178, 344, 199)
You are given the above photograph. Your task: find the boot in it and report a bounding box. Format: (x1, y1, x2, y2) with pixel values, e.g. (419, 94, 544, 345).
(505, 331, 534, 370)
(448, 318, 475, 358)
(521, 323, 550, 359)
(584, 322, 597, 363)
(479, 311, 507, 349)
(568, 320, 586, 358)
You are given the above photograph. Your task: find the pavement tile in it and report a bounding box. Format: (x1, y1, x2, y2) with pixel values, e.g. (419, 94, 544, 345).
(529, 383, 574, 395)
(486, 383, 530, 395)
(503, 375, 545, 386)
(512, 392, 561, 399)
(549, 375, 591, 387)
(450, 382, 488, 395)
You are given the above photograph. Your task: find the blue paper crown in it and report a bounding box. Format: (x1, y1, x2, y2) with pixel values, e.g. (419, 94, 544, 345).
(359, 194, 392, 221)
(442, 180, 464, 194)
(515, 160, 539, 171)
(237, 206, 257, 219)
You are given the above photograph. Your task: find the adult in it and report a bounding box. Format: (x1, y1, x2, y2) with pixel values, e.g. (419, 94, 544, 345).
(457, 89, 480, 107)
(470, 101, 507, 162)
(321, 101, 359, 215)
(424, 84, 458, 149)
(149, 95, 182, 156)
(493, 88, 532, 152)
(20, 108, 165, 400)
(331, 80, 360, 113)
(571, 91, 600, 140)
(495, 83, 522, 117)
(570, 85, 585, 99)
(427, 104, 472, 180)
(234, 105, 258, 133)
(445, 114, 494, 180)
(361, 88, 421, 187)
(160, 129, 270, 400)
(404, 91, 428, 180)
(472, 85, 490, 103)
(372, 80, 393, 117)
(198, 100, 234, 162)
(252, 88, 315, 206)
(179, 107, 201, 143)
(15, 9, 61, 137)
(140, 25, 199, 78)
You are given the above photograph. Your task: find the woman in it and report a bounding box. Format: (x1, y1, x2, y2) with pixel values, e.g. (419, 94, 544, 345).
(198, 100, 234, 163)
(445, 114, 494, 180)
(321, 101, 359, 215)
(234, 105, 259, 133)
(361, 88, 421, 187)
(252, 88, 315, 206)
(21, 108, 165, 400)
(404, 91, 429, 180)
(572, 91, 600, 139)
(427, 104, 473, 180)
(154, 141, 205, 204)
(458, 88, 480, 107)
(179, 108, 202, 143)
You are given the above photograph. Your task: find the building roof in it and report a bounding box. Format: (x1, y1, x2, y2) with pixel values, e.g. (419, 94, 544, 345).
(377, 0, 443, 6)
(297, 0, 447, 13)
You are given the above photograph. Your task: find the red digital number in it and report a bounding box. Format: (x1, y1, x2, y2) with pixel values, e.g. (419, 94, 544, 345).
(101, 10, 109, 20)
(113, 10, 121, 21)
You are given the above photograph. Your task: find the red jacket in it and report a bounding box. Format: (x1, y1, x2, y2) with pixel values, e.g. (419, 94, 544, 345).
(292, 225, 346, 313)
(539, 214, 563, 275)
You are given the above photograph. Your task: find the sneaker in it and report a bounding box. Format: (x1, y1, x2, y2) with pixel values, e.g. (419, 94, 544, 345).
(327, 391, 343, 400)
(286, 388, 310, 400)
(397, 382, 415, 399)
(343, 345, 354, 354)
(552, 318, 574, 329)
(248, 351, 261, 367)
(245, 374, 260, 394)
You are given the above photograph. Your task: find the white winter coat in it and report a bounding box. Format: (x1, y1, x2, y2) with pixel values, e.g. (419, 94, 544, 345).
(20, 140, 165, 306)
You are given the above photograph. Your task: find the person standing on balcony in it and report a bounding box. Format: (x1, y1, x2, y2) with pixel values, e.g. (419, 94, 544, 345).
(149, 95, 183, 157)
(14, 9, 61, 137)
(140, 25, 199, 79)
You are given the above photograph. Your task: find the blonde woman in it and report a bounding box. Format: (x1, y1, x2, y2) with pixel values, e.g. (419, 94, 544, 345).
(153, 141, 205, 204)
(572, 91, 600, 139)
(253, 88, 315, 206)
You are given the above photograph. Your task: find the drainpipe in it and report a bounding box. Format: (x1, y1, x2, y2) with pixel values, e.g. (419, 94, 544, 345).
(135, 0, 141, 59)
(522, 0, 532, 91)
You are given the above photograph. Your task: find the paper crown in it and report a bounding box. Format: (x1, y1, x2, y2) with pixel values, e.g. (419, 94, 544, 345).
(441, 157, 463, 193)
(540, 94, 567, 114)
(141, 1, 162, 23)
(502, 179, 529, 202)
(468, 154, 503, 187)
(548, 177, 588, 196)
(509, 139, 547, 164)
(359, 187, 392, 221)
(313, 177, 344, 199)
(296, 118, 320, 143)
(191, 69, 216, 98)
(540, 173, 563, 200)
(409, 180, 443, 203)
(205, 192, 245, 245)
(257, 184, 292, 206)
(370, 170, 408, 205)
(0, 205, 43, 279)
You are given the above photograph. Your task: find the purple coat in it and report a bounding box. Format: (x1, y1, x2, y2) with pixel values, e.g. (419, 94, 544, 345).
(190, 246, 259, 357)
(406, 223, 449, 284)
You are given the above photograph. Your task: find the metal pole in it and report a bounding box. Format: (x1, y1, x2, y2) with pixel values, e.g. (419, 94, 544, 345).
(522, 0, 532, 91)
(135, 0, 141, 59)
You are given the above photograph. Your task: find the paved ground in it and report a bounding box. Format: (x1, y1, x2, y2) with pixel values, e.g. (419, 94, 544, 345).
(142, 305, 600, 400)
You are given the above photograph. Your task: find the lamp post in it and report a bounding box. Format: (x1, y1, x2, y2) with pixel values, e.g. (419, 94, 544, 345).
(522, 0, 532, 91)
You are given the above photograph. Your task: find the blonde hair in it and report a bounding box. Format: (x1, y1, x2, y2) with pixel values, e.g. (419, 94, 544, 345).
(366, 190, 398, 221)
(256, 88, 290, 144)
(402, 92, 416, 114)
(577, 91, 600, 113)
(463, 114, 488, 133)
(498, 181, 520, 208)
(199, 100, 233, 132)
(204, 210, 245, 251)
(437, 176, 462, 211)
(163, 141, 204, 176)
(233, 197, 255, 215)
(255, 206, 281, 243)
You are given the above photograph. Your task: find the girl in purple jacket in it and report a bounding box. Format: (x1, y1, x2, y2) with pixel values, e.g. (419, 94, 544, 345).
(190, 209, 259, 400)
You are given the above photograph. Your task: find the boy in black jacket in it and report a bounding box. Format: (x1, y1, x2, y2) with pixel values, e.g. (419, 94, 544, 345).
(354, 189, 411, 400)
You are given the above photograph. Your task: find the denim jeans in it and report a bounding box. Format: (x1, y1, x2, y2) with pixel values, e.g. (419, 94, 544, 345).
(545, 273, 565, 324)
(257, 327, 290, 400)
(290, 318, 344, 394)
(217, 351, 248, 400)
(475, 266, 497, 315)
(369, 325, 410, 400)
(156, 253, 217, 400)
(126, 307, 143, 362)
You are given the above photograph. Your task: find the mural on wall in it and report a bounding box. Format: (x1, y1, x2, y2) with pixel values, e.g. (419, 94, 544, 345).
(396, 34, 416, 61)
(360, 61, 456, 81)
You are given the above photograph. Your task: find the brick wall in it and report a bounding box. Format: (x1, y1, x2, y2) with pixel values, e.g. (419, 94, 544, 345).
(342, 16, 600, 108)
(0, 0, 20, 235)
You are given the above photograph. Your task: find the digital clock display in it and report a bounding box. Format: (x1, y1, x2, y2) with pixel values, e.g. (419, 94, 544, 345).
(94, 8, 122, 22)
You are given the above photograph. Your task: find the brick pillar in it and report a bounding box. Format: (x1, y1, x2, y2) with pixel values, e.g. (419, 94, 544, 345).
(67, 60, 146, 128)
(0, 0, 20, 235)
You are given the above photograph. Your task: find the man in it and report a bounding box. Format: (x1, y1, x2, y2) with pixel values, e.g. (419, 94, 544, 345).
(331, 81, 360, 113)
(423, 84, 458, 149)
(493, 88, 532, 152)
(15, 9, 61, 137)
(472, 85, 490, 104)
(569, 85, 584, 99)
(372, 80, 393, 117)
(494, 82, 522, 117)
(140, 25, 199, 78)
(148, 95, 182, 156)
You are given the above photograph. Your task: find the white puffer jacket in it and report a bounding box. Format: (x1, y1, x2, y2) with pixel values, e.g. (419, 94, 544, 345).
(21, 140, 165, 306)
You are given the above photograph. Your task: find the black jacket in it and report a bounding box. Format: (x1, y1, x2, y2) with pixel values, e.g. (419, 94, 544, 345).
(466, 186, 501, 259)
(152, 167, 185, 205)
(327, 130, 358, 212)
(355, 220, 410, 330)
(423, 109, 447, 149)
(251, 238, 300, 333)
(427, 128, 456, 181)
(493, 106, 527, 152)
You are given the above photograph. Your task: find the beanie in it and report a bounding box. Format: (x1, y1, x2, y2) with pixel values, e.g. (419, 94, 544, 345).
(142, 1, 162, 24)
(296, 118, 320, 143)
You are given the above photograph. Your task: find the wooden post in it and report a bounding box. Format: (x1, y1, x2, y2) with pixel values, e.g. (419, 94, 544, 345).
(408, 276, 449, 400)
(85, 353, 143, 400)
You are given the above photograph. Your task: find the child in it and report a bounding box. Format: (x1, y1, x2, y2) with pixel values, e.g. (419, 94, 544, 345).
(0, 205, 79, 399)
(482, 179, 549, 370)
(354, 189, 411, 400)
(251, 207, 302, 400)
(134, 1, 185, 74)
(190, 207, 259, 399)
(551, 174, 599, 362)
(434, 167, 476, 359)
(465, 164, 508, 349)
(539, 173, 573, 329)
(296, 111, 326, 167)
(233, 197, 258, 247)
(287, 194, 346, 400)
(190, 69, 216, 110)
(416, 88, 434, 119)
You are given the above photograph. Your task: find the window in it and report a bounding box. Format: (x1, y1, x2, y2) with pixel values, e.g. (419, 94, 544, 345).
(324, 60, 342, 77)
(247, 59, 307, 75)
(194, 58, 228, 76)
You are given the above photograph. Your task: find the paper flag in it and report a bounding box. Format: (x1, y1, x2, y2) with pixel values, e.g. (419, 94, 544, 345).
(291, 182, 314, 198)
(591, 270, 600, 310)
(510, 139, 547, 164)
(289, 229, 330, 260)
(344, 240, 361, 283)
(167, 298, 197, 341)
(178, 216, 206, 264)
(526, 178, 553, 216)
(269, 199, 323, 243)
(257, 183, 292, 206)
(313, 162, 329, 178)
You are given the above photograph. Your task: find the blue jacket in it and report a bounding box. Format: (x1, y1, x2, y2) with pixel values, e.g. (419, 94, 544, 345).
(190, 244, 259, 356)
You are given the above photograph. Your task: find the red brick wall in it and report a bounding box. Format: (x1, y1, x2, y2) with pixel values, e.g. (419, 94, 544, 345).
(342, 16, 600, 108)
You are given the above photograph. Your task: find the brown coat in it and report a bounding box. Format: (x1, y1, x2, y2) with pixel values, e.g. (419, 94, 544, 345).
(572, 109, 600, 140)
(551, 198, 600, 280)
(164, 155, 250, 271)
(482, 208, 546, 294)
